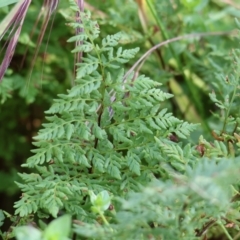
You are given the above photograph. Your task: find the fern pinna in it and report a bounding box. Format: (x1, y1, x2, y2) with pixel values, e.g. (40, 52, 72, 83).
(14, 10, 196, 218)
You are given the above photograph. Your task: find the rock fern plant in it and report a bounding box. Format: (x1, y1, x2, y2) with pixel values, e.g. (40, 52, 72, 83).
(14, 9, 197, 219)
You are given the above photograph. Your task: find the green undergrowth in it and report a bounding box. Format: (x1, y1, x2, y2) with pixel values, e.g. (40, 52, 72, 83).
(1, 1, 240, 240)
(14, 9, 197, 218)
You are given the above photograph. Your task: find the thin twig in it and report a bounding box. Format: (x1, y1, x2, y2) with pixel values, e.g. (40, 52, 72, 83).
(123, 30, 237, 81)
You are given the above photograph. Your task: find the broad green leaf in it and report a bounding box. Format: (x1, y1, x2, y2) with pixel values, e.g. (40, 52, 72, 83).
(90, 190, 111, 213)
(15, 226, 42, 240)
(43, 215, 71, 240)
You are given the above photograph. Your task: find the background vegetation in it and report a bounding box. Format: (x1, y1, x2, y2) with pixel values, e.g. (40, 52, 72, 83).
(1, 0, 240, 239)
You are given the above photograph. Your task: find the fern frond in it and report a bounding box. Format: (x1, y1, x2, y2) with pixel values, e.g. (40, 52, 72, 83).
(15, 10, 197, 218)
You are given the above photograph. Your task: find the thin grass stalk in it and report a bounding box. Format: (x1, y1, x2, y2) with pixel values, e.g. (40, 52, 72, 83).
(0, 0, 85, 82)
(0, 0, 32, 81)
(27, 0, 59, 81)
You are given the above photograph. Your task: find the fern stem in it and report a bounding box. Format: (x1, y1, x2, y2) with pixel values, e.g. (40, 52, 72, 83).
(99, 211, 109, 226)
(217, 221, 233, 240)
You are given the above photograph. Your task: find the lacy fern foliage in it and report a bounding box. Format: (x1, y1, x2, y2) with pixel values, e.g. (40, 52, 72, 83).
(74, 158, 240, 240)
(197, 48, 240, 159)
(14, 10, 196, 218)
